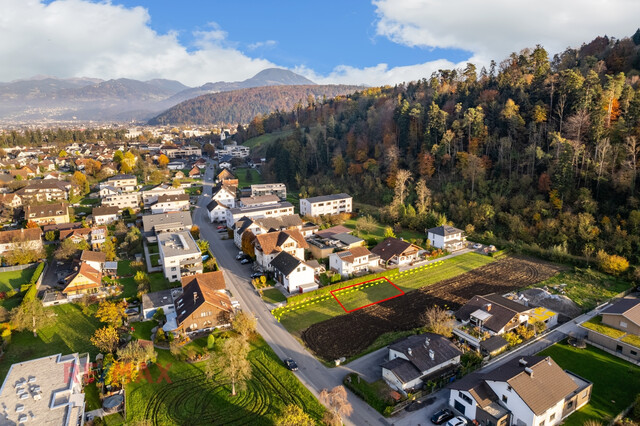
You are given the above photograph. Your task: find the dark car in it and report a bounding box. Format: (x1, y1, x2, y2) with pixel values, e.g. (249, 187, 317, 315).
(240, 258, 251, 265)
(250, 272, 264, 279)
(217, 228, 227, 233)
(284, 358, 298, 371)
(431, 409, 454, 425)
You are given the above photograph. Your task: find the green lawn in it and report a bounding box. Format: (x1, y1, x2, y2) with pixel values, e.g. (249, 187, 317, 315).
(131, 320, 158, 341)
(242, 129, 295, 151)
(581, 316, 626, 339)
(535, 267, 631, 311)
(147, 243, 159, 254)
(0, 303, 101, 382)
(102, 413, 125, 425)
(84, 382, 102, 411)
(279, 253, 493, 336)
(333, 277, 403, 312)
(150, 254, 161, 267)
(343, 217, 426, 244)
(0, 266, 36, 292)
(79, 197, 101, 206)
(117, 260, 134, 276)
(538, 341, 640, 425)
(236, 167, 264, 188)
(261, 288, 286, 304)
(125, 335, 325, 424)
(149, 272, 176, 292)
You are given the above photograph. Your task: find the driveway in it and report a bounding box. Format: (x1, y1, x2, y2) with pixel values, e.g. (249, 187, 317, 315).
(195, 163, 389, 426)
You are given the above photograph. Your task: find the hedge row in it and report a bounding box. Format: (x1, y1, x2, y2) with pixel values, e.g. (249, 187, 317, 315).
(30, 262, 45, 284)
(287, 268, 400, 305)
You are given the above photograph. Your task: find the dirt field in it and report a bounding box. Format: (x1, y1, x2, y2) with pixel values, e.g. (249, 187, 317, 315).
(301, 257, 562, 361)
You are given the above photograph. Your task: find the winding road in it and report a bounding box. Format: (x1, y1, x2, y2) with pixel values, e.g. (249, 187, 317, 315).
(193, 162, 389, 426)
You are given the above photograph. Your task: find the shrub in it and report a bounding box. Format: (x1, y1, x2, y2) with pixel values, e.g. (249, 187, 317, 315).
(6, 289, 17, 298)
(30, 262, 45, 284)
(596, 250, 629, 276)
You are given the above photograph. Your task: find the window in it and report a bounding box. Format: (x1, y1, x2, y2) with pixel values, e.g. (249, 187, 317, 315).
(502, 395, 508, 403)
(549, 414, 555, 421)
(539, 421, 545, 426)
(507, 385, 512, 392)
(566, 401, 573, 409)
(631, 350, 638, 356)
(620, 321, 628, 328)
(582, 390, 589, 398)
(458, 392, 472, 404)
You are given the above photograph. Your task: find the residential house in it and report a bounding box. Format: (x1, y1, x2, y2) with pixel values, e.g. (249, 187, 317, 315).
(168, 161, 186, 171)
(370, 237, 421, 267)
(194, 158, 207, 169)
(329, 246, 378, 278)
(142, 211, 193, 242)
(238, 194, 280, 208)
(99, 185, 121, 198)
(207, 184, 236, 223)
(253, 229, 308, 271)
(217, 168, 236, 183)
(142, 184, 185, 207)
(80, 250, 106, 272)
(207, 200, 230, 224)
(427, 225, 466, 251)
(158, 231, 203, 282)
(0, 353, 89, 426)
(101, 174, 137, 192)
(102, 192, 141, 211)
(63, 263, 103, 297)
(225, 201, 294, 229)
(250, 183, 287, 200)
(60, 226, 107, 249)
(15, 180, 71, 203)
(40, 159, 55, 172)
(0, 228, 43, 255)
(25, 202, 70, 225)
(307, 229, 365, 259)
(188, 166, 201, 178)
(381, 333, 463, 393)
(92, 206, 119, 225)
(167, 271, 233, 335)
(0, 193, 22, 209)
(10, 167, 35, 180)
(162, 146, 202, 159)
(447, 356, 592, 426)
(233, 214, 304, 248)
(142, 289, 176, 320)
(151, 194, 190, 214)
(270, 251, 317, 293)
(300, 193, 352, 217)
(581, 297, 640, 362)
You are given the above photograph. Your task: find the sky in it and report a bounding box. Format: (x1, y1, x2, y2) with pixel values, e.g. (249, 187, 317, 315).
(1, 0, 639, 87)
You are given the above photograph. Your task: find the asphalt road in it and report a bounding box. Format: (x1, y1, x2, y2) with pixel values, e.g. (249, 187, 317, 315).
(194, 162, 388, 426)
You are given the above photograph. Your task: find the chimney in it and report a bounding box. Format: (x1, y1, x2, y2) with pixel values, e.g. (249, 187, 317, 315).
(424, 337, 430, 348)
(407, 348, 413, 357)
(518, 358, 527, 367)
(429, 349, 434, 361)
(193, 292, 198, 303)
(486, 303, 492, 311)
(524, 367, 534, 377)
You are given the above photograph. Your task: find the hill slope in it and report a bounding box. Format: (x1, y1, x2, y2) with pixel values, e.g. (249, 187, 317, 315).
(148, 84, 362, 125)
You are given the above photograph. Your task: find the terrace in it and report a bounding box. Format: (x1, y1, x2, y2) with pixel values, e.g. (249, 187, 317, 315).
(580, 315, 640, 349)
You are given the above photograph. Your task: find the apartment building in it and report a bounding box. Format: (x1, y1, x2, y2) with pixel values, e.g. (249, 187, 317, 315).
(158, 231, 203, 282)
(300, 193, 352, 217)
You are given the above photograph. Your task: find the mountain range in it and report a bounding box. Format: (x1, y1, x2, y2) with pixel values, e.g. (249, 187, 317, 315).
(0, 68, 321, 124)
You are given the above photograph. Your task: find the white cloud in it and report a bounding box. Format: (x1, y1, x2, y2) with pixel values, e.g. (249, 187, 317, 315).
(0, 0, 275, 86)
(247, 40, 277, 50)
(373, 0, 640, 64)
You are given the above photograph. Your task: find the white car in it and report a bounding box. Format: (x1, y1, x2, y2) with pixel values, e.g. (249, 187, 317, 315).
(472, 243, 482, 249)
(445, 416, 468, 426)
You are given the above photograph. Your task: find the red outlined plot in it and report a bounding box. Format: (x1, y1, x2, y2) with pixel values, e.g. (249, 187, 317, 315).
(330, 277, 404, 313)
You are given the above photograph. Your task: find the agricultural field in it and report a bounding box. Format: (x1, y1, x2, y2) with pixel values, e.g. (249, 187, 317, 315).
(301, 257, 562, 361)
(127, 336, 325, 425)
(278, 253, 493, 336)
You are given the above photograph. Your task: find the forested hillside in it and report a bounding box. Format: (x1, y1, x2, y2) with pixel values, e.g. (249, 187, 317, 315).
(148, 84, 362, 125)
(249, 31, 640, 266)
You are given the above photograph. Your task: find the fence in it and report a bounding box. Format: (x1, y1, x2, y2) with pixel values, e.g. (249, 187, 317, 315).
(0, 262, 37, 273)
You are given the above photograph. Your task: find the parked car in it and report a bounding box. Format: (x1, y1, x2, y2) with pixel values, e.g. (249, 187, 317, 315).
(472, 243, 482, 249)
(431, 408, 454, 425)
(240, 258, 251, 265)
(235, 253, 245, 260)
(217, 228, 227, 233)
(284, 358, 298, 371)
(217, 225, 225, 230)
(250, 272, 264, 279)
(445, 416, 467, 426)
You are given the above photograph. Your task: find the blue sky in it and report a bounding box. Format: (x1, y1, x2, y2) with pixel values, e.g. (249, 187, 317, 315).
(109, 0, 471, 75)
(2, 0, 639, 86)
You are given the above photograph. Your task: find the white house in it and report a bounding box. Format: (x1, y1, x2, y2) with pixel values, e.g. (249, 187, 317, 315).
(102, 192, 141, 211)
(447, 356, 592, 426)
(207, 184, 236, 223)
(207, 200, 230, 224)
(329, 246, 377, 278)
(382, 333, 463, 393)
(141, 289, 176, 320)
(151, 194, 190, 214)
(233, 214, 304, 249)
(92, 206, 119, 225)
(300, 193, 352, 217)
(370, 237, 421, 267)
(427, 225, 466, 250)
(101, 174, 137, 192)
(142, 184, 186, 207)
(158, 231, 203, 282)
(250, 183, 287, 199)
(0, 228, 43, 255)
(270, 251, 316, 293)
(253, 229, 307, 271)
(225, 201, 294, 229)
(80, 250, 106, 273)
(99, 185, 121, 198)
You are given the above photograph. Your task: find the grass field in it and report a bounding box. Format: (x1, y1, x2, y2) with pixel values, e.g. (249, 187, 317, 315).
(131, 320, 157, 340)
(538, 341, 640, 425)
(343, 217, 425, 244)
(535, 267, 631, 311)
(235, 167, 264, 188)
(84, 382, 102, 411)
(242, 129, 295, 151)
(0, 266, 36, 292)
(278, 253, 493, 336)
(332, 277, 403, 312)
(261, 288, 286, 304)
(0, 303, 101, 382)
(126, 335, 325, 424)
(149, 272, 175, 292)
